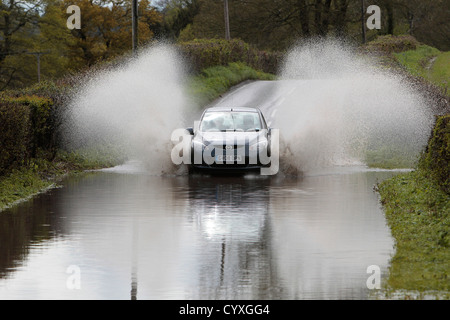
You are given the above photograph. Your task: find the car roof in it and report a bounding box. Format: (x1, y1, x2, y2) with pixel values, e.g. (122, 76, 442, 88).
(204, 106, 260, 113)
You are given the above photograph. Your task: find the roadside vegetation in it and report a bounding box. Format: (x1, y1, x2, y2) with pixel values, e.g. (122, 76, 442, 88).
(395, 46, 450, 95)
(377, 114, 450, 298)
(360, 35, 450, 298)
(359, 35, 449, 170)
(0, 162, 57, 211)
(188, 61, 276, 107)
(364, 147, 419, 170)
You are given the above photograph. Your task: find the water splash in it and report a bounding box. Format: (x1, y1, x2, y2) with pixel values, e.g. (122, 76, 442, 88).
(64, 43, 189, 175)
(64, 39, 435, 177)
(275, 38, 434, 173)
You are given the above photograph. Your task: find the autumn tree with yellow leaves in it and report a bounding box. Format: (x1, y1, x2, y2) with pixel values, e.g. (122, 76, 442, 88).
(65, 0, 162, 67)
(0, 0, 162, 90)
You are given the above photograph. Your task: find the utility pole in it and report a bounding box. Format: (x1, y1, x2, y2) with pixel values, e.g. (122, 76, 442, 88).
(132, 0, 138, 53)
(361, 0, 366, 44)
(224, 0, 230, 40)
(26, 51, 50, 83)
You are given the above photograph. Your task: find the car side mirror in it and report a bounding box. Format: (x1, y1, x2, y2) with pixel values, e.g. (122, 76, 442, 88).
(186, 127, 194, 135)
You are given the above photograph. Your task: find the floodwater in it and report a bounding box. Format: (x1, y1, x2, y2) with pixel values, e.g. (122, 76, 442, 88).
(0, 41, 433, 299)
(0, 163, 399, 300)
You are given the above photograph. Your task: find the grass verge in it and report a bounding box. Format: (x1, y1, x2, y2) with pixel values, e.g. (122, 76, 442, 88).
(394, 45, 450, 95)
(188, 61, 276, 107)
(365, 147, 420, 169)
(0, 147, 125, 212)
(377, 168, 450, 298)
(0, 164, 56, 211)
(430, 52, 450, 96)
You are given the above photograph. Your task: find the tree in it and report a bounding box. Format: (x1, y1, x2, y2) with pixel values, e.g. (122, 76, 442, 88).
(0, 0, 164, 90)
(35, 0, 74, 79)
(157, 0, 200, 39)
(396, 0, 449, 51)
(0, 0, 42, 88)
(64, 0, 163, 67)
(0, 0, 43, 63)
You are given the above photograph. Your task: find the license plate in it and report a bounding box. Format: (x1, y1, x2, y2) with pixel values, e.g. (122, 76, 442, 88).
(215, 155, 241, 162)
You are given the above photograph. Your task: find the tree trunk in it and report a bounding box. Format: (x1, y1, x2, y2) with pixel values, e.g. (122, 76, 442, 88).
(386, 1, 395, 35)
(407, 11, 414, 35)
(361, 0, 366, 44)
(334, 0, 349, 38)
(320, 0, 332, 36)
(297, 0, 311, 37)
(314, 0, 322, 34)
(1, 4, 12, 64)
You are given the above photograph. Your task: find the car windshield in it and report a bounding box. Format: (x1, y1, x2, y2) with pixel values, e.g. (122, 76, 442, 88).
(200, 111, 262, 132)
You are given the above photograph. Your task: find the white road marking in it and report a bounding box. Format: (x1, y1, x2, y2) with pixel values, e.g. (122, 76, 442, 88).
(270, 108, 278, 118)
(288, 87, 296, 95)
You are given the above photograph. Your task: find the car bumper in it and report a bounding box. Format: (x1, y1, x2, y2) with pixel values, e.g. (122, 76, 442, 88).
(190, 164, 264, 174)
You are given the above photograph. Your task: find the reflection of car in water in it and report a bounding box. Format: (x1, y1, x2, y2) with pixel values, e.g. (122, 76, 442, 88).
(185, 175, 274, 298)
(187, 175, 271, 242)
(186, 106, 272, 174)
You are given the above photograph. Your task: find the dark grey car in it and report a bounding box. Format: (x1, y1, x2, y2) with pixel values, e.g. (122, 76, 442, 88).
(187, 106, 273, 173)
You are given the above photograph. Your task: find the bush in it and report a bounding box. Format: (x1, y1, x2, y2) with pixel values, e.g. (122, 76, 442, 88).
(0, 100, 30, 175)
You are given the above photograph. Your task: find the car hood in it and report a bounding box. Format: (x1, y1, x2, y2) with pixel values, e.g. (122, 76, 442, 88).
(193, 131, 267, 145)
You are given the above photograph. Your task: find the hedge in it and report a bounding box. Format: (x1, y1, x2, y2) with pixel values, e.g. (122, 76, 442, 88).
(361, 35, 420, 54)
(420, 114, 450, 193)
(0, 93, 60, 175)
(178, 38, 281, 74)
(0, 100, 30, 175)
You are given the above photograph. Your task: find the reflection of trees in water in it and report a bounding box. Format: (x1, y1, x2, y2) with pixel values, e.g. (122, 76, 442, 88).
(0, 191, 64, 279)
(185, 175, 285, 299)
(0, 173, 96, 280)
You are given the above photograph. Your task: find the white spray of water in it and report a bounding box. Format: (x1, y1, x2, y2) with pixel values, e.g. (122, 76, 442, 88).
(65, 43, 189, 174)
(275, 39, 434, 173)
(65, 39, 434, 176)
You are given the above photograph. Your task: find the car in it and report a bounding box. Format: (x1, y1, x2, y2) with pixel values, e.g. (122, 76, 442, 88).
(186, 106, 273, 174)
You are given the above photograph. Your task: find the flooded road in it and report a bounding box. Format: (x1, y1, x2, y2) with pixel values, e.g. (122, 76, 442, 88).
(0, 164, 399, 299)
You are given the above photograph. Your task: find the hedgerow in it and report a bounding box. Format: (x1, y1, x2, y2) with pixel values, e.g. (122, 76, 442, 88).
(178, 38, 281, 74)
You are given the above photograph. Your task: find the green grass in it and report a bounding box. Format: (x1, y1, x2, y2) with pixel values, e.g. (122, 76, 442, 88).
(394, 45, 450, 94)
(56, 145, 126, 171)
(188, 62, 276, 107)
(365, 147, 419, 169)
(430, 52, 450, 95)
(0, 160, 61, 211)
(377, 168, 450, 296)
(0, 147, 125, 212)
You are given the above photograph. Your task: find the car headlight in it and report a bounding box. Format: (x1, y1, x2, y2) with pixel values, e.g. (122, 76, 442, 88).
(249, 140, 268, 152)
(192, 140, 213, 151)
(192, 140, 204, 147)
